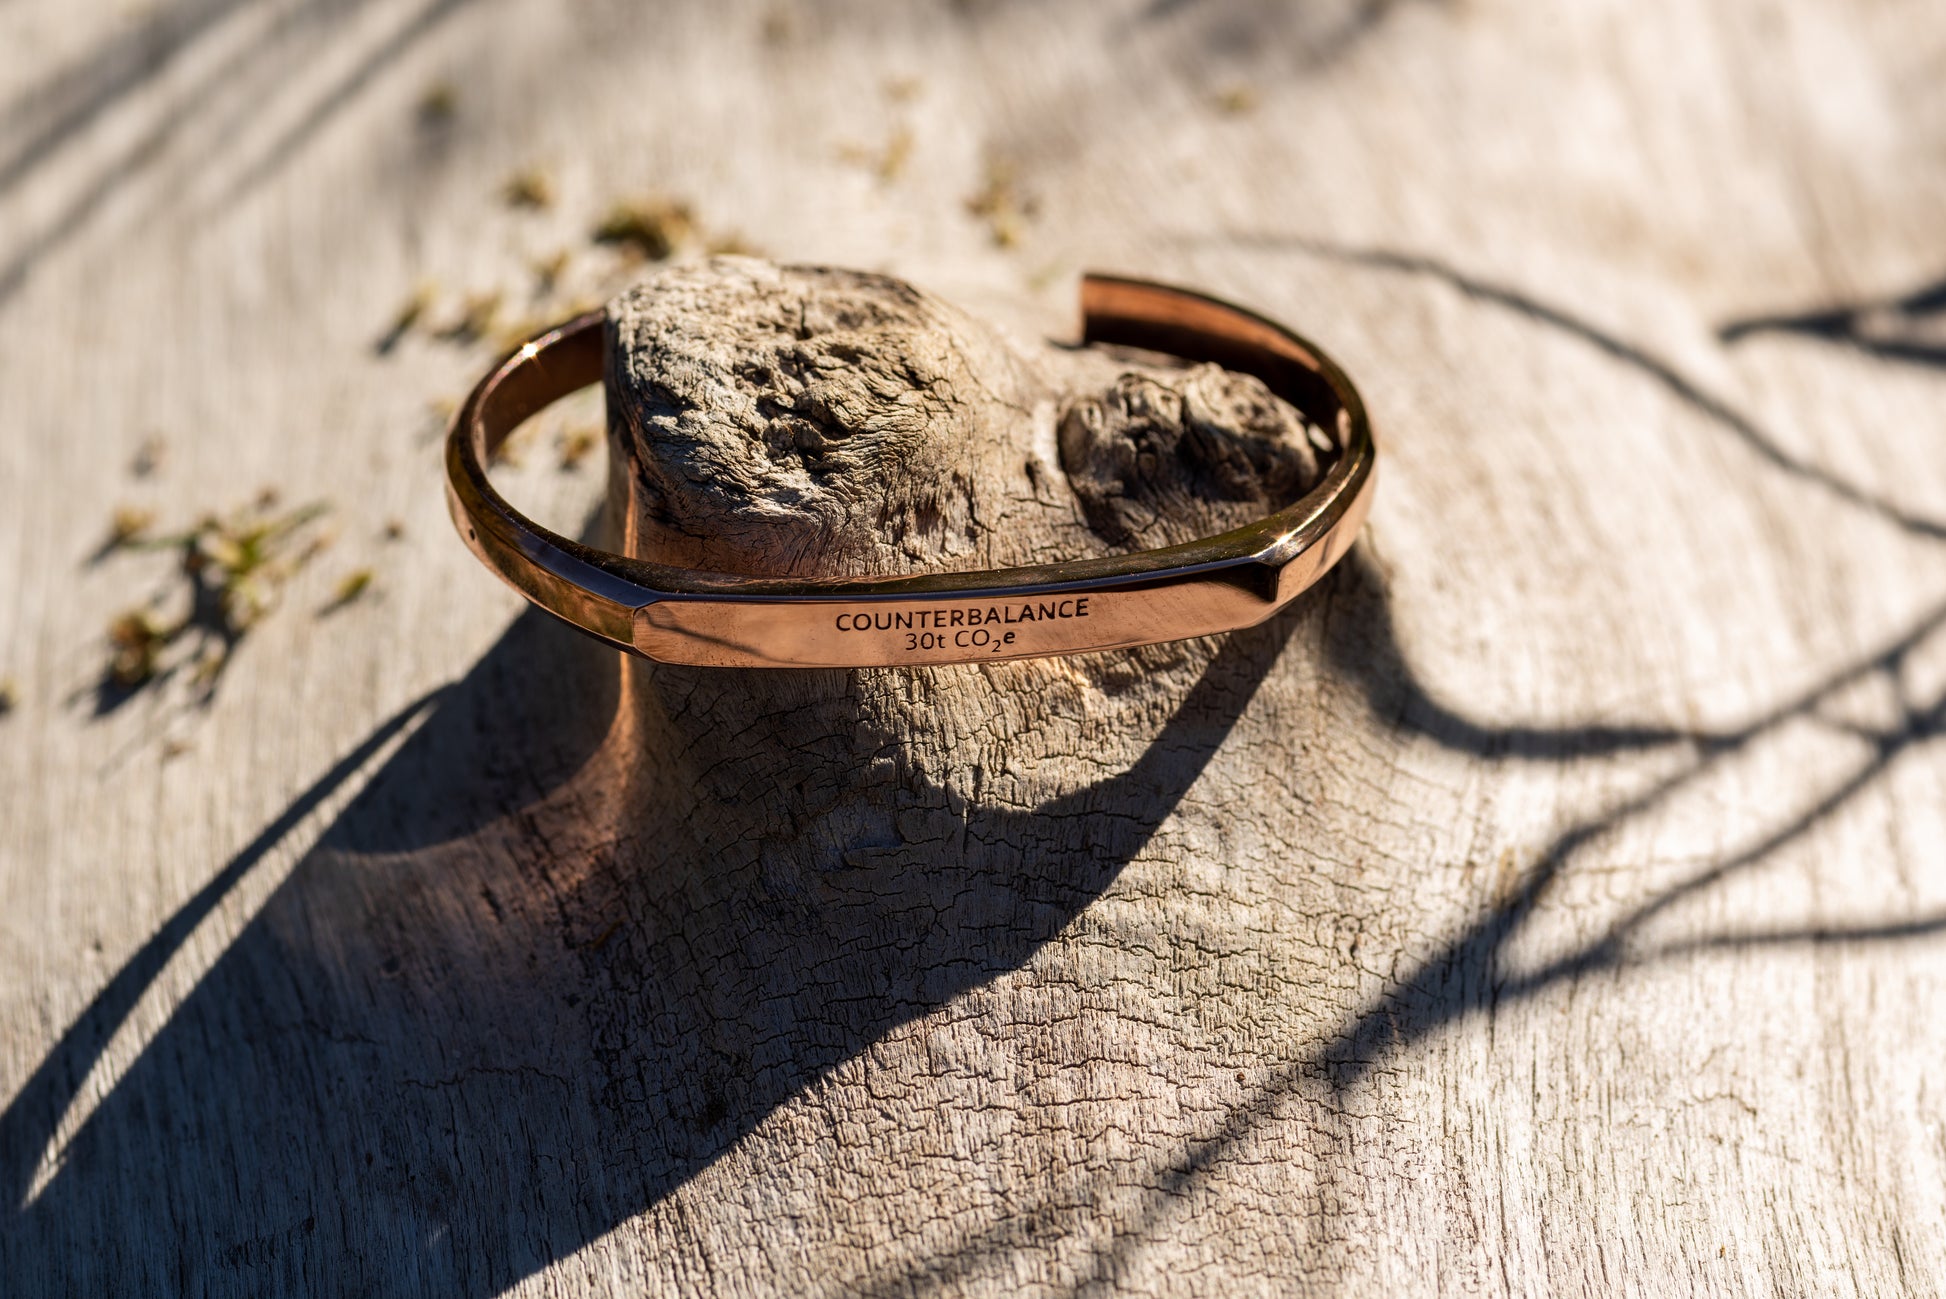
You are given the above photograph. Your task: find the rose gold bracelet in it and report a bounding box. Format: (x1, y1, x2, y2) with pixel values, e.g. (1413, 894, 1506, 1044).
(444, 274, 1376, 669)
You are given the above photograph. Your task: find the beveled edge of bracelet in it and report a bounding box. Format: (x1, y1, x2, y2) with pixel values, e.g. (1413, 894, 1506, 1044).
(443, 273, 1377, 667)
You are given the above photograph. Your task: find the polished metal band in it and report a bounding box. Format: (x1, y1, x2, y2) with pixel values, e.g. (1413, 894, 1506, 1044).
(444, 274, 1377, 668)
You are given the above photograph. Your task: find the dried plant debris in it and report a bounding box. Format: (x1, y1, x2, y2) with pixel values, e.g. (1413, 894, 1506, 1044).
(107, 609, 171, 689)
(593, 197, 695, 262)
(0, 677, 17, 718)
(130, 437, 166, 478)
(1025, 259, 1067, 294)
(1213, 83, 1259, 115)
(376, 280, 438, 354)
(95, 497, 332, 706)
(503, 166, 555, 210)
(382, 518, 407, 541)
(841, 125, 914, 185)
(322, 568, 374, 613)
(557, 427, 600, 471)
(966, 154, 1037, 248)
(532, 248, 572, 294)
(439, 289, 503, 344)
(416, 81, 458, 127)
(382, 279, 532, 351)
(489, 423, 531, 467)
(101, 505, 157, 555)
(878, 131, 915, 183)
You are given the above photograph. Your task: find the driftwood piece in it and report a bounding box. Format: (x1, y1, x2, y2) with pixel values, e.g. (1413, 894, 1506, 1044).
(576, 256, 1351, 1288)
(5, 1, 1946, 1295)
(605, 259, 1327, 574)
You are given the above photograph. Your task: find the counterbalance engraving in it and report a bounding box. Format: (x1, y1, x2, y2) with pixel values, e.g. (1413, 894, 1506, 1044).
(834, 597, 1093, 654)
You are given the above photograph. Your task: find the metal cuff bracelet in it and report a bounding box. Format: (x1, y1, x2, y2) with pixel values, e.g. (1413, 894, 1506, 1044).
(444, 274, 1377, 669)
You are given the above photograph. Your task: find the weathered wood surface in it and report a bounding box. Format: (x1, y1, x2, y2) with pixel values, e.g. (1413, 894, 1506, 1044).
(5, 1, 1946, 1295)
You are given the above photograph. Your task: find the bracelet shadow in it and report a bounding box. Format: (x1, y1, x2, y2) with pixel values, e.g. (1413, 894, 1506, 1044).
(0, 555, 1308, 1295)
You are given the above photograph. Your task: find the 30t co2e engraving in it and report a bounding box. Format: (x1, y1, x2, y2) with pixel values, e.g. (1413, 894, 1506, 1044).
(834, 597, 1094, 654)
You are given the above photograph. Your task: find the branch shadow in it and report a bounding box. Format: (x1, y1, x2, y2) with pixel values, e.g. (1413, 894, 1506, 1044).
(0, 0, 472, 310)
(1720, 275, 1946, 370)
(1316, 554, 1946, 1058)
(1133, 560, 1946, 1255)
(213, 0, 475, 207)
(1118, 0, 1439, 70)
(849, 549, 1946, 1294)
(0, 568, 1302, 1293)
(1187, 233, 1946, 541)
(0, 0, 264, 200)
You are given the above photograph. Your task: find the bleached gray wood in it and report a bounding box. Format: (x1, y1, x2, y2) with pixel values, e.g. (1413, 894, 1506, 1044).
(3, 2, 1946, 1296)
